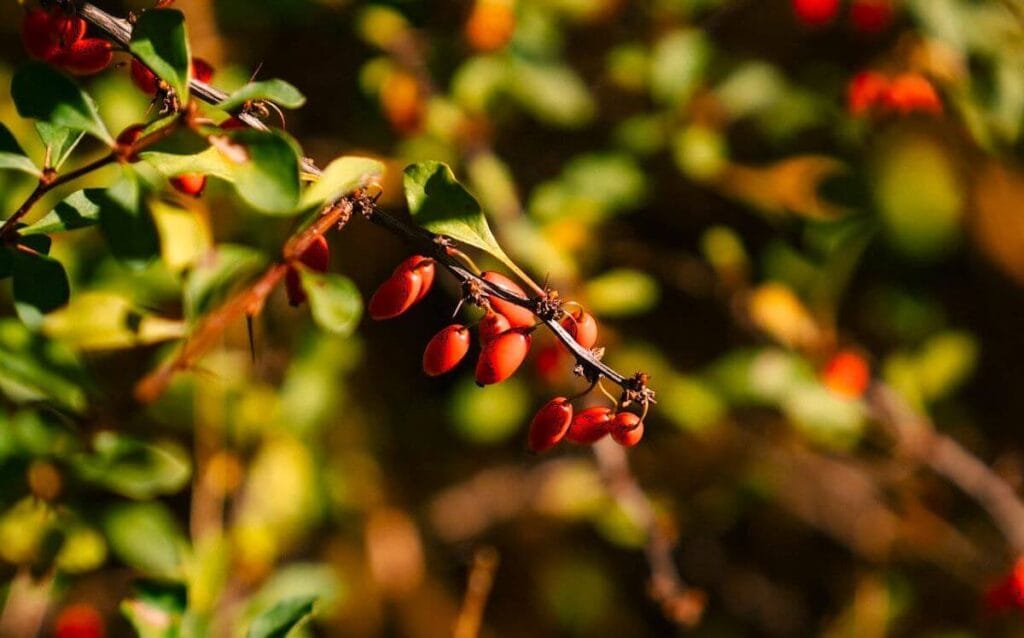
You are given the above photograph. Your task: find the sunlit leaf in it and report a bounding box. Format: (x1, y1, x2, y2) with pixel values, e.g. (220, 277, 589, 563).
(218, 79, 307, 111)
(130, 9, 191, 103)
(300, 156, 383, 209)
(22, 189, 102, 235)
(246, 596, 317, 638)
(74, 432, 191, 499)
(299, 269, 363, 336)
(43, 292, 184, 350)
(34, 122, 84, 170)
(141, 146, 234, 182)
(0, 123, 40, 176)
(104, 502, 187, 578)
(221, 129, 302, 214)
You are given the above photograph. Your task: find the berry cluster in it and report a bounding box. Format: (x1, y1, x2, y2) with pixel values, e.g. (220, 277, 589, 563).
(369, 254, 646, 452)
(21, 7, 113, 75)
(792, 0, 894, 34)
(847, 71, 943, 117)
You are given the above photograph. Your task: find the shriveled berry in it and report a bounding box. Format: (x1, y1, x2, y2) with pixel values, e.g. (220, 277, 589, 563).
(792, 0, 839, 26)
(475, 328, 531, 386)
(478, 310, 510, 344)
(61, 38, 113, 76)
(565, 406, 613, 444)
(822, 349, 870, 399)
(481, 271, 535, 328)
(131, 58, 160, 96)
(171, 173, 207, 197)
(22, 9, 62, 61)
(395, 255, 435, 303)
(610, 412, 644, 447)
(369, 268, 423, 320)
(191, 57, 214, 83)
(423, 324, 471, 376)
(527, 397, 573, 453)
(560, 308, 598, 350)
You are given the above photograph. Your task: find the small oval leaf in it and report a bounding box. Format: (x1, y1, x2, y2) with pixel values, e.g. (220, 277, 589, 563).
(12, 63, 112, 145)
(130, 9, 192, 103)
(218, 79, 307, 112)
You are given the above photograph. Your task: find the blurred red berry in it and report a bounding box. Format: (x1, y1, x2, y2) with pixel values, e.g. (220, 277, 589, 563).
(369, 268, 424, 320)
(850, 0, 894, 34)
(559, 308, 598, 350)
(423, 324, 471, 376)
(610, 412, 644, 447)
(533, 341, 568, 386)
(566, 406, 613, 444)
(475, 328, 531, 386)
(528, 397, 574, 453)
(191, 57, 214, 83)
(131, 58, 160, 96)
(171, 173, 207, 198)
(848, 71, 889, 116)
(478, 310, 511, 344)
(22, 9, 63, 61)
(822, 349, 871, 398)
(985, 558, 1024, 614)
(285, 236, 331, 307)
(55, 603, 105, 638)
(792, 0, 840, 26)
(883, 73, 943, 115)
(61, 38, 113, 75)
(481, 271, 535, 328)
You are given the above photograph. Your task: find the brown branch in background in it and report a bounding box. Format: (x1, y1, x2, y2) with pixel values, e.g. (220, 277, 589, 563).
(0, 570, 52, 638)
(869, 383, 1024, 555)
(591, 439, 706, 627)
(453, 547, 500, 638)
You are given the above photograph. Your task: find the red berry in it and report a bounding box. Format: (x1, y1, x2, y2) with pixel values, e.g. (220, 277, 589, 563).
(533, 341, 568, 386)
(299, 236, 330, 272)
(527, 397, 573, 453)
(220, 116, 247, 130)
(116, 123, 147, 147)
(130, 58, 160, 96)
(985, 558, 1024, 614)
(368, 268, 423, 320)
(847, 71, 888, 117)
(52, 13, 88, 50)
(191, 57, 214, 83)
(565, 406, 613, 444)
(792, 0, 839, 26)
(481, 271, 535, 328)
(423, 324, 471, 376)
(61, 38, 113, 76)
(610, 412, 644, 447)
(478, 310, 511, 344)
(394, 255, 435, 303)
(170, 173, 207, 197)
(285, 267, 306, 306)
(22, 9, 62, 62)
(559, 308, 598, 350)
(55, 603, 105, 638)
(475, 328, 531, 386)
(822, 349, 870, 398)
(850, 0, 893, 34)
(882, 73, 943, 115)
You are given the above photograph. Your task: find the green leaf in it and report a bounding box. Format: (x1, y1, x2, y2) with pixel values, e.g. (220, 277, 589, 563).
(35, 122, 84, 170)
(97, 172, 161, 269)
(247, 596, 317, 638)
(650, 29, 709, 107)
(12, 250, 70, 328)
(404, 161, 514, 266)
(74, 432, 191, 499)
(184, 244, 267, 321)
(140, 146, 234, 182)
(583, 269, 660, 317)
(43, 291, 184, 350)
(12, 63, 112, 145)
(0, 123, 40, 176)
(300, 156, 383, 209)
(130, 9, 191, 103)
(22, 189, 102, 235)
(121, 581, 186, 638)
(104, 502, 186, 578)
(507, 60, 595, 128)
(223, 129, 302, 214)
(0, 319, 88, 413)
(218, 79, 307, 111)
(299, 269, 362, 336)
(0, 235, 50, 279)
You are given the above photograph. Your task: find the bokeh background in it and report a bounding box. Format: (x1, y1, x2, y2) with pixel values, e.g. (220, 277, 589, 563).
(3, 0, 1024, 635)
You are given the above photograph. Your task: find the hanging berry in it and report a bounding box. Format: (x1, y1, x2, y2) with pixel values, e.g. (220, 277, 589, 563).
(610, 412, 644, 447)
(423, 324, 471, 376)
(478, 310, 511, 344)
(170, 173, 207, 198)
(368, 267, 424, 319)
(566, 406, 613, 444)
(560, 308, 598, 350)
(286, 235, 331, 307)
(475, 328, 531, 385)
(481, 271, 535, 328)
(527, 397, 574, 453)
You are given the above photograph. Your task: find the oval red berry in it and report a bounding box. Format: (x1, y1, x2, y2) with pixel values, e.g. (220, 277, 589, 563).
(481, 271, 535, 328)
(478, 310, 510, 344)
(395, 255, 435, 303)
(423, 324, 471, 376)
(560, 309, 598, 350)
(22, 10, 62, 62)
(62, 38, 113, 76)
(527, 397, 574, 453)
(475, 328, 531, 386)
(131, 58, 160, 95)
(566, 406, 613, 444)
(171, 173, 207, 197)
(610, 412, 644, 447)
(299, 236, 330, 273)
(368, 269, 423, 320)
(191, 57, 215, 83)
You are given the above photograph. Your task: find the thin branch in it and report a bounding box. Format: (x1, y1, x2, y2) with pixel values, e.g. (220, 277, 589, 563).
(453, 546, 500, 638)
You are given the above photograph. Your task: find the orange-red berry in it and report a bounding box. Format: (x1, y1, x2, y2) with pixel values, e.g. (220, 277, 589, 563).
(610, 412, 644, 447)
(850, 0, 893, 34)
(792, 0, 839, 26)
(560, 308, 598, 350)
(191, 57, 214, 83)
(478, 310, 510, 344)
(565, 406, 613, 444)
(528, 397, 574, 453)
(847, 71, 888, 117)
(481, 271, 535, 328)
(54, 603, 105, 638)
(466, 0, 516, 52)
(985, 558, 1024, 614)
(394, 255, 435, 303)
(131, 58, 160, 96)
(423, 324, 471, 376)
(883, 73, 943, 115)
(368, 268, 424, 320)
(170, 173, 207, 197)
(61, 38, 113, 75)
(822, 349, 870, 398)
(475, 328, 531, 386)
